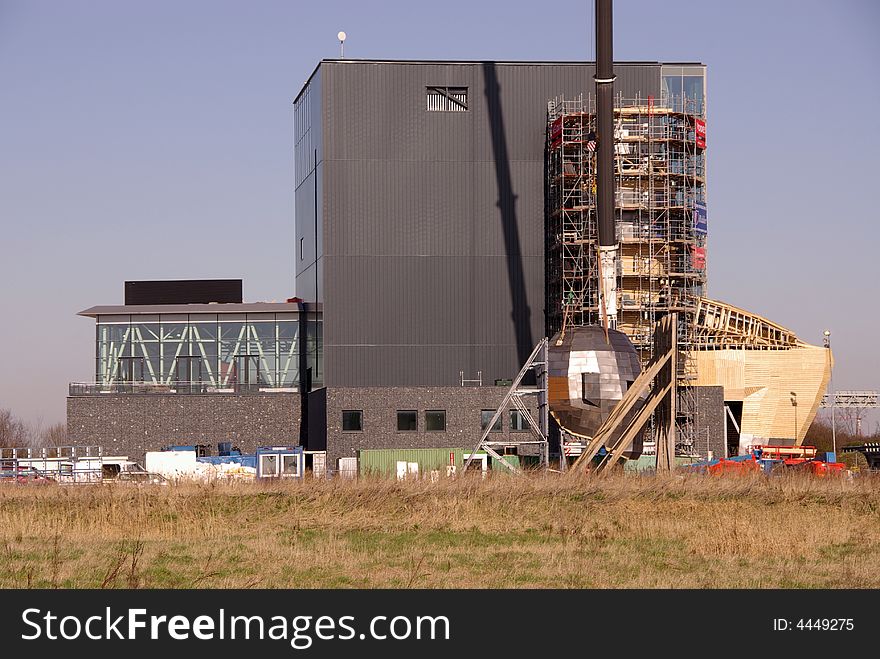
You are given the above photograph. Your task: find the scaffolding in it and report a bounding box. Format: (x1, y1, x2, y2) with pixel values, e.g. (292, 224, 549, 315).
(547, 92, 707, 453)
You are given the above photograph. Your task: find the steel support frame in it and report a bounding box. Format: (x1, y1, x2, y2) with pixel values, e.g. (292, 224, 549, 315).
(463, 339, 549, 474)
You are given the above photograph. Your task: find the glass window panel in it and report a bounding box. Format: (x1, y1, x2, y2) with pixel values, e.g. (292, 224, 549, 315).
(254, 347, 278, 384)
(217, 356, 237, 385)
(278, 333, 298, 387)
(136, 342, 161, 382)
(118, 357, 144, 383)
(481, 410, 502, 432)
(682, 75, 704, 113)
(397, 410, 417, 432)
(260, 454, 278, 477)
(509, 410, 528, 432)
(194, 345, 218, 363)
(279, 364, 299, 387)
(277, 320, 298, 340)
(162, 353, 179, 381)
(281, 454, 299, 475)
(163, 342, 189, 362)
(220, 321, 247, 344)
(425, 410, 446, 432)
(278, 337, 297, 357)
(248, 340, 277, 355)
(161, 323, 187, 342)
(98, 356, 114, 384)
(219, 343, 241, 365)
(133, 323, 160, 342)
(103, 323, 130, 346)
(190, 322, 218, 371)
(662, 75, 683, 101)
(306, 317, 323, 353)
(189, 321, 217, 341)
(248, 321, 277, 342)
(342, 410, 363, 432)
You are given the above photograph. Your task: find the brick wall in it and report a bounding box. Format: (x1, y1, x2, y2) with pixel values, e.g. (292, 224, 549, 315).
(691, 385, 727, 459)
(67, 393, 300, 461)
(322, 386, 540, 468)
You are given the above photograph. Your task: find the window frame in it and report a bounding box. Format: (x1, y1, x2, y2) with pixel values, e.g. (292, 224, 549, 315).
(426, 86, 468, 112)
(397, 410, 418, 432)
(425, 410, 447, 432)
(341, 410, 363, 433)
(481, 409, 502, 433)
(509, 409, 529, 432)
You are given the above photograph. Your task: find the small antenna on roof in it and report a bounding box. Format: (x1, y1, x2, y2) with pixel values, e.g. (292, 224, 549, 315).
(337, 31, 346, 58)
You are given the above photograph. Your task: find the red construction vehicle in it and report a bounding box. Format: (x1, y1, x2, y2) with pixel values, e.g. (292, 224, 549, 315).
(687, 445, 847, 477)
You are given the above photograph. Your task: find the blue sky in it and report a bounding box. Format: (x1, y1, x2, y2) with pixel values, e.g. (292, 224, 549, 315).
(1, 0, 878, 428)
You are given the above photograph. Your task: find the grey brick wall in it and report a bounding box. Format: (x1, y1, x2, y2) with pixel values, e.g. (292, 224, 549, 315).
(323, 386, 540, 468)
(691, 385, 727, 459)
(67, 393, 300, 461)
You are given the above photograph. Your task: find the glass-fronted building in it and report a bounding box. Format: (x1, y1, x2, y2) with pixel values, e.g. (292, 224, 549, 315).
(75, 302, 322, 394)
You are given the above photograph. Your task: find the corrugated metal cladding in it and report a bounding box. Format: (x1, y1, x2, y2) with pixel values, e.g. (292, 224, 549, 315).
(358, 448, 464, 478)
(300, 60, 675, 387)
(294, 68, 324, 303)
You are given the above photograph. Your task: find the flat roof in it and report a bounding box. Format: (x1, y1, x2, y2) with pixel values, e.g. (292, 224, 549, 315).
(294, 58, 706, 104)
(78, 302, 321, 317)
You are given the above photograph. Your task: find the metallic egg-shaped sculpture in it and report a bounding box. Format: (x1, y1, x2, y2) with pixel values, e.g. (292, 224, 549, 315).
(548, 325, 645, 459)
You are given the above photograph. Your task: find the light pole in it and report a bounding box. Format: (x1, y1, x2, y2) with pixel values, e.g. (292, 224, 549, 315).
(823, 330, 837, 456)
(790, 391, 798, 443)
(337, 31, 346, 58)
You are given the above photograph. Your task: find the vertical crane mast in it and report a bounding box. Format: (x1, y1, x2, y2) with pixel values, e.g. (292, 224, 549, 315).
(595, 0, 618, 329)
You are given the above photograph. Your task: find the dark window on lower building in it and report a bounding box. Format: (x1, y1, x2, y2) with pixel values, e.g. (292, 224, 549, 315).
(481, 410, 502, 432)
(117, 357, 145, 383)
(342, 410, 363, 432)
(510, 409, 528, 432)
(425, 410, 446, 431)
(397, 410, 418, 431)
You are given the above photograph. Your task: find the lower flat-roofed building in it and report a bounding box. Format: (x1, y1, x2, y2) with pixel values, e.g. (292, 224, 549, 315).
(68, 292, 320, 460)
(67, 280, 542, 467)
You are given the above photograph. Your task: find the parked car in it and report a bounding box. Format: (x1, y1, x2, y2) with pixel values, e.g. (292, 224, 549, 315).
(0, 465, 54, 485)
(102, 460, 167, 485)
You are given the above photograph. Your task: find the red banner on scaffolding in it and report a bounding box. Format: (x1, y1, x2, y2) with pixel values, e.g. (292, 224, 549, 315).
(549, 117, 562, 149)
(694, 118, 706, 149)
(692, 246, 706, 270)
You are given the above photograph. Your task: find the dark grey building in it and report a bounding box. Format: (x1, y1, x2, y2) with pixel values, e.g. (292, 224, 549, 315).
(294, 59, 706, 388)
(66, 61, 723, 469)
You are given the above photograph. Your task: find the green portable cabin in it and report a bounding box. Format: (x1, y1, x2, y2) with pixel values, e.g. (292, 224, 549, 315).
(357, 448, 464, 479)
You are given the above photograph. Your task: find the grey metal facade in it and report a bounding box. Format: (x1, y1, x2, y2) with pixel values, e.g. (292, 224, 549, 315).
(294, 60, 694, 388)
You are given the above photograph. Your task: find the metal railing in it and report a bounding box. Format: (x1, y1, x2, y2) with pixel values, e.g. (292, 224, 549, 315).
(69, 381, 300, 396)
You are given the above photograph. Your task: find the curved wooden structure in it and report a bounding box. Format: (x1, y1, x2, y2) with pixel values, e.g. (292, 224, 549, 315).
(690, 297, 831, 448)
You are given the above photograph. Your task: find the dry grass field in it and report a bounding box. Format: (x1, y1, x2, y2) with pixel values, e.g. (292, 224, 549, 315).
(1, 473, 879, 589)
